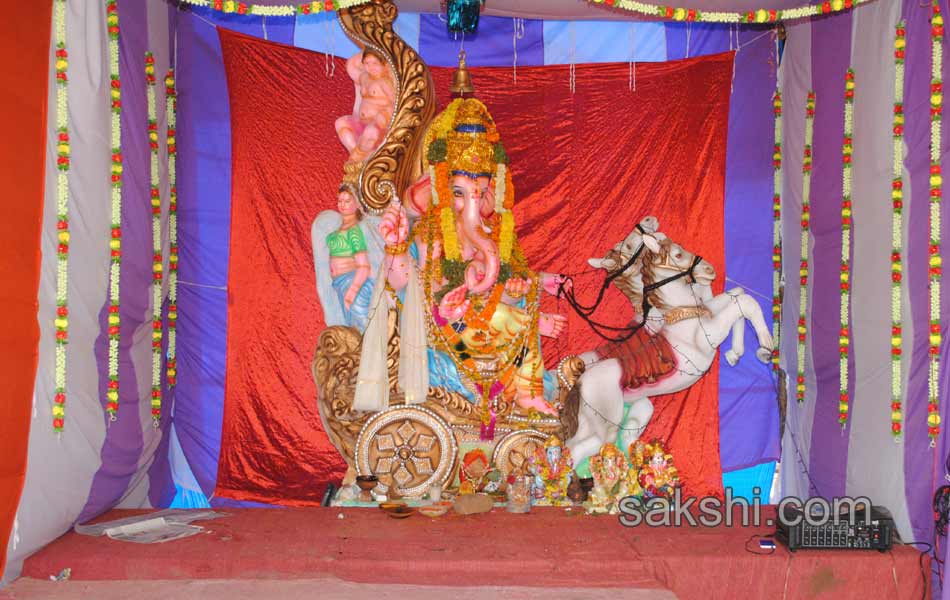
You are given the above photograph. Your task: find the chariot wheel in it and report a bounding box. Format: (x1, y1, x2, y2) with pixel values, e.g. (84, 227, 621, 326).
(491, 429, 547, 478)
(355, 406, 457, 498)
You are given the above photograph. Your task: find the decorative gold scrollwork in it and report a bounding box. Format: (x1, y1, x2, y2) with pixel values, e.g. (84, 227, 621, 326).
(338, 0, 436, 213)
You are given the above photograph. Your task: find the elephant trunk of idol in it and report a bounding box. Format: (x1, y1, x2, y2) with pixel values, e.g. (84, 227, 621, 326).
(459, 196, 500, 295)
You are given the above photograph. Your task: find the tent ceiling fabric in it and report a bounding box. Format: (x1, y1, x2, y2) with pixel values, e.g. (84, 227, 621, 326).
(245, 0, 873, 20)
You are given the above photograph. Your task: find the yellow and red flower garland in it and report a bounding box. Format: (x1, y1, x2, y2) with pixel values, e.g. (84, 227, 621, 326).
(891, 22, 906, 438)
(166, 69, 179, 389)
(771, 91, 782, 372)
(52, 0, 70, 432)
(590, 0, 869, 23)
(147, 53, 163, 425)
(795, 91, 816, 403)
(927, 0, 943, 442)
(838, 68, 854, 425)
(176, 0, 870, 24)
(106, 0, 122, 419)
(176, 0, 369, 17)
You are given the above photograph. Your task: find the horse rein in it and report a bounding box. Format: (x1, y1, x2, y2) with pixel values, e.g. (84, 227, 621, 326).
(557, 223, 676, 343)
(555, 223, 703, 343)
(558, 222, 648, 316)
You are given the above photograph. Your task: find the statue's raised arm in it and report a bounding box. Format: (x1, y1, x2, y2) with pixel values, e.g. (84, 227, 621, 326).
(334, 49, 395, 163)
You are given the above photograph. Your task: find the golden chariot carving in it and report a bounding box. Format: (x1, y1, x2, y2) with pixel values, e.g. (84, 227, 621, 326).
(313, 310, 585, 496)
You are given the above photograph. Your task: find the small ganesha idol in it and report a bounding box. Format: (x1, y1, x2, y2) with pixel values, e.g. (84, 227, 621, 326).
(627, 439, 680, 501)
(528, 435, 574, 506)
(583, 443, 630, 515)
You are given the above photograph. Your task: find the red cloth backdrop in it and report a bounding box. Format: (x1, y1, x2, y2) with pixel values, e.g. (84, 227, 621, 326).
(217, 28, 731, 504)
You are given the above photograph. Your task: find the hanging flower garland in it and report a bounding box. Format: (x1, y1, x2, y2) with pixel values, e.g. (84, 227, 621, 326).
(52, 0, 70, 432)
(591, 0, 870, 23)
(175, 0, 370, 17)
(771, 91, 782, 372)
(106, 0, 122, 420)
(891, 22, 906, 439)
(146, 52, 163, 426)
(838, 68, 854, 426)
(174, 0, 869, 23)
(927, 0, 943, 442)
(165, 69, 179, 389)
(795, 91, 816, 403)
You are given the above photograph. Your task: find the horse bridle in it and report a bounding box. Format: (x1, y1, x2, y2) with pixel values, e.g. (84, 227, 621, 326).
(640, 253, 703, 318)
(643, 253, 704, 292)
(558, 222, 649, 316)
(556, 221, 704, 343)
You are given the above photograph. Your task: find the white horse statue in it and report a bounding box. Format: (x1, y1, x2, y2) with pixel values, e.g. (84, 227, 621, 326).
(561, 226, 773, 467)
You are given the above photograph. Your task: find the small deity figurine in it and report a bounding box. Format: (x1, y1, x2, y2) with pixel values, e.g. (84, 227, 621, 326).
(458, 448, 503, 495)
(583, 443, 630, 515)
(335, 49, 395, 163)
(627, 440, 680, 500)
(527, 435, 574, 506)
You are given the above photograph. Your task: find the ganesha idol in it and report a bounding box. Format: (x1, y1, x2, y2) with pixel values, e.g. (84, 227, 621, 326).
(312, 50, 583, 498)
(374, 97, 571, 426)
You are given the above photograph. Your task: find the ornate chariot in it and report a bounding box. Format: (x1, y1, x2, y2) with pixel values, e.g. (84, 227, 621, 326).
(313, 310, 583, 496)
(312, 0, 583, 499)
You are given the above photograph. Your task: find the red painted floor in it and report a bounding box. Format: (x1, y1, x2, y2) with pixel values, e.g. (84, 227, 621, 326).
(19, 507, 930, 599)
(0, 578, 676, 600)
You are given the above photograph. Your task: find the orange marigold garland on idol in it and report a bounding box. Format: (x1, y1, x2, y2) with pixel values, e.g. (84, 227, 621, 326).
(52, 0, 70, 432)
(147, 53, 163, 425)
(771, 91, 782, 372)
(891, 22, 906, 438)
(106, 0, 122, 420)
(927, 0, 943, 443)
(838, 68, 854, 426)
(795, 91, 815, 403)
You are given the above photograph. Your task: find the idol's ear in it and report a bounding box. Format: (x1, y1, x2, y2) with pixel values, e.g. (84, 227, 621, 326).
(642, 234, 661, 253)
(405, 173, 431, 218)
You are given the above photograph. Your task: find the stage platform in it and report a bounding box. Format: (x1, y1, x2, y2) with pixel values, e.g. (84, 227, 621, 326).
(13, 507, 931, 599)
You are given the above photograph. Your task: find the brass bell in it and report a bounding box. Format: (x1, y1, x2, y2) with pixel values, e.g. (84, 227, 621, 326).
(450, 50, 475, 96)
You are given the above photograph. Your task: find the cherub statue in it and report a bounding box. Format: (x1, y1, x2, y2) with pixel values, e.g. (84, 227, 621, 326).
(458, 448, 503, 495)
(528, 435, 574, 506)
(311, 183, 385, 332)
(583, 443, 629, 515)
(335, 49, 395, 163)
